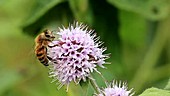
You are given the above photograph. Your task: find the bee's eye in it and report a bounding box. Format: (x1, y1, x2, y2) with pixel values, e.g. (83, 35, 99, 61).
(45, 34, 51, 38)
(45, 31, 48, 34)
(44, 30, 48, 34)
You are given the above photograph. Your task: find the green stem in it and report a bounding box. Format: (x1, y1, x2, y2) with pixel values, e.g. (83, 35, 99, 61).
(89, 74, 101, 94)
(130, 17, 170, 93)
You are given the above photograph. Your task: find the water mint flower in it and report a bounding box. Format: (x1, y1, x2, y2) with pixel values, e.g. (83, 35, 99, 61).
(96, 80, 134, 96)
(47, 22, 109, 91)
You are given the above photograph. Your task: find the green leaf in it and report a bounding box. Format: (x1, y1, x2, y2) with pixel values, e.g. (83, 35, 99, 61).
(139, 87, 170, 96)
(22, 1, 73, 36)
(23, 0, 65, 27)
(107, 0, 170, 20)
(165, 78, 170, 90)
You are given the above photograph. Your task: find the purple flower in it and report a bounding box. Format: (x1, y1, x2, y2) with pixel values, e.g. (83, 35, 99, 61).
(96, 80, 134, 96)
(47, 22, 109, 91)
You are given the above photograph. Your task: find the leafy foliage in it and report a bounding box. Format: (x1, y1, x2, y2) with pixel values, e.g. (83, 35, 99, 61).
(0, 0, 170, 96)
(107, 0, 170, 20)
(139, 87, 170, 96)
(165, 78, 170, 90)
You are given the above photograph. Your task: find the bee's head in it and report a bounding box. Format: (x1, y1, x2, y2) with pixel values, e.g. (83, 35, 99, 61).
(43, 29, 55, 41)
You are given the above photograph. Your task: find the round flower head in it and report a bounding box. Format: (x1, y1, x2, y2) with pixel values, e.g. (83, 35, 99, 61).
(96, 80, 134, 96)
(48, 22, 109, 91)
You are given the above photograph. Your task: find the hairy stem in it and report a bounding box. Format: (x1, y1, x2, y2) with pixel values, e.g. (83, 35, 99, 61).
(89, 75, 101, 94)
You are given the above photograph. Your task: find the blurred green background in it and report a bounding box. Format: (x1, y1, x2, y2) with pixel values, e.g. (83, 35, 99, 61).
(0, 0, 170, 96)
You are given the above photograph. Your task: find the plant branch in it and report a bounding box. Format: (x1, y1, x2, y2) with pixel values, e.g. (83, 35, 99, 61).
(89, 74, 101, 94)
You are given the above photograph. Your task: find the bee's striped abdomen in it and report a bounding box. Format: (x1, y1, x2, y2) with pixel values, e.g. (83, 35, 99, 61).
(35, 45, 49, 66)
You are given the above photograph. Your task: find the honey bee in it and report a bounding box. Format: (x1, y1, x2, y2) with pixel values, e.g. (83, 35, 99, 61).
(34, 29, 55, 66)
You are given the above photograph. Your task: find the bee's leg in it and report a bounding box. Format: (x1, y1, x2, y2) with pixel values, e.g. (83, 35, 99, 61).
(45, 47, 47, 52)
(47, 56, 58, 64)
(44, 63, 49, 66)
(47, 56, 52, 60)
